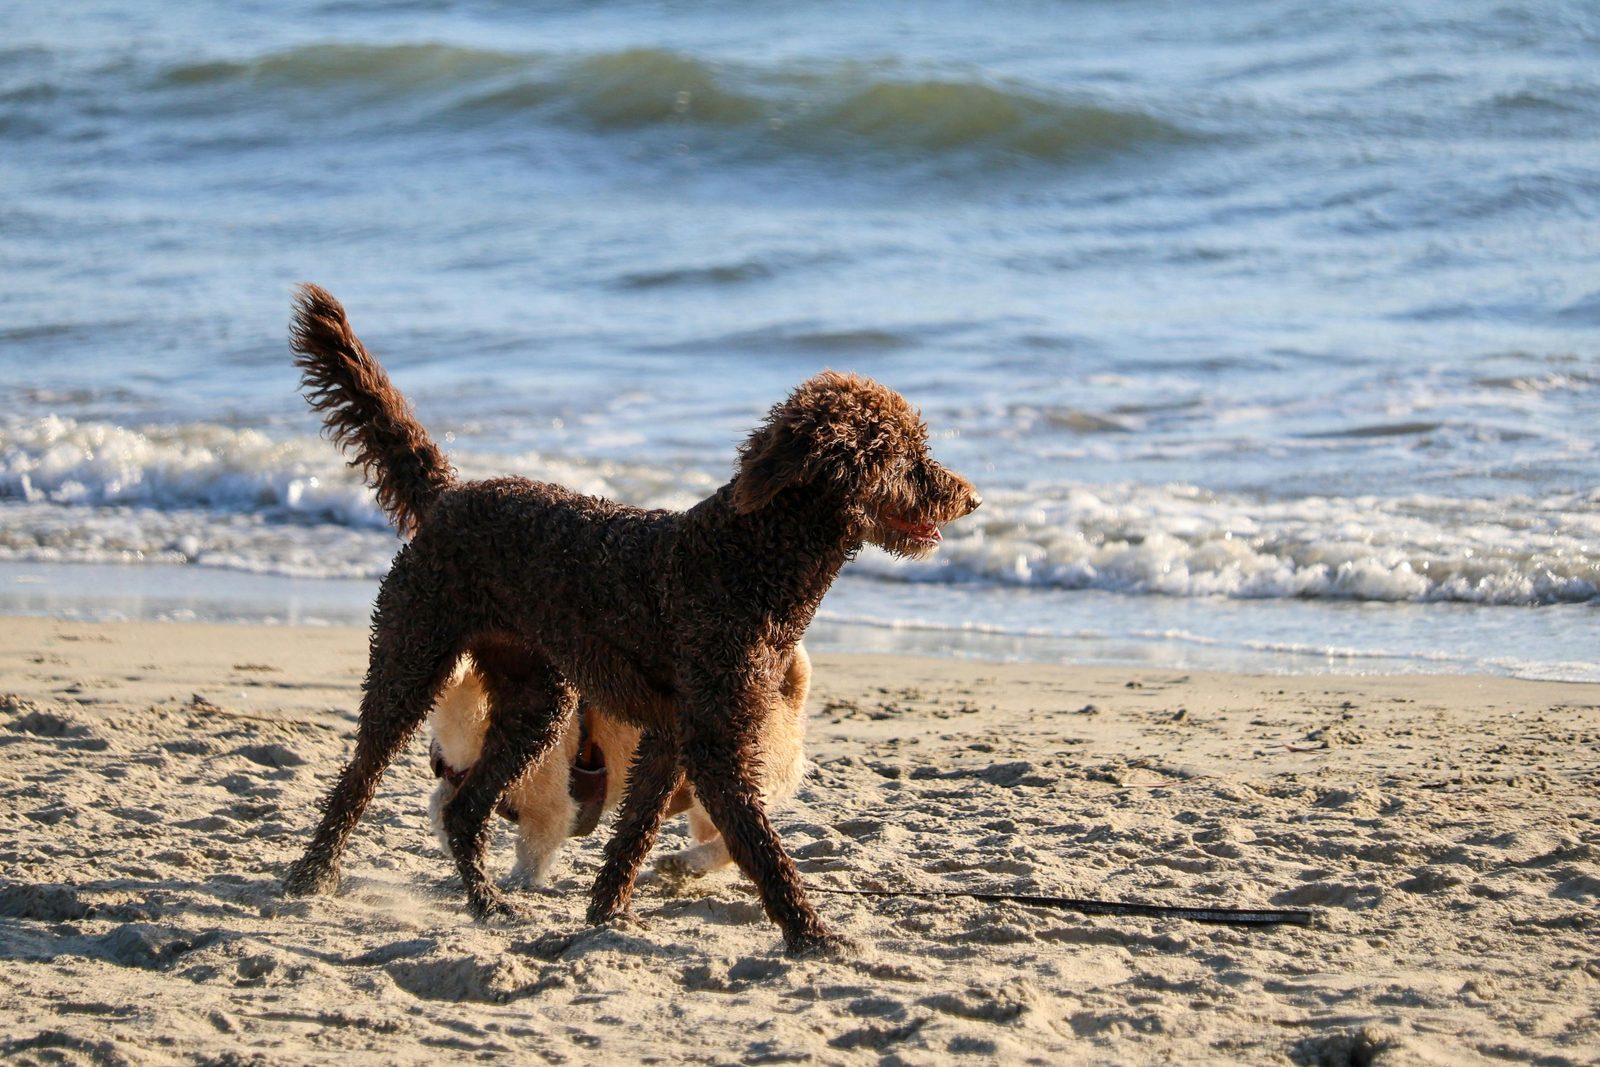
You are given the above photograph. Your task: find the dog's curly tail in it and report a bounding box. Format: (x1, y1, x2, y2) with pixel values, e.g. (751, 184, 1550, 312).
(289, 283, 456, 537)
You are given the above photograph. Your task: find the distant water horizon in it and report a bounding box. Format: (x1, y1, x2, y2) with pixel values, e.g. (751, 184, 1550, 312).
(4, 1, 1599, 679)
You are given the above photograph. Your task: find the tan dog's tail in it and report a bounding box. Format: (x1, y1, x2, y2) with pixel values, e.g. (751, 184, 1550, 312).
(289, 284, 455, 536)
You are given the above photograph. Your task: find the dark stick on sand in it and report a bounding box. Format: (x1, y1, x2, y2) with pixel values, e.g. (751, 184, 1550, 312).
(806, 884, 1314, 927)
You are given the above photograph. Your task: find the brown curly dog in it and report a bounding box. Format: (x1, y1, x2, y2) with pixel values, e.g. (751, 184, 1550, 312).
(281, 284, 980, 955)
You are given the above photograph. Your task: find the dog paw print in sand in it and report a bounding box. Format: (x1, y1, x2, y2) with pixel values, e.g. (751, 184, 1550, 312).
(781, 968, 1051, 1061)
(385, 952, 545, 1004)
(919, 979, 1040, 1025)
(2, 697, 109, 752)
(229, 742, 308, 770)
(0, 882, 95, 923)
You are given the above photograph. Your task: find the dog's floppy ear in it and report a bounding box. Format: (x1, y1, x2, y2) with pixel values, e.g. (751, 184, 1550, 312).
(733, 413, 815, 514)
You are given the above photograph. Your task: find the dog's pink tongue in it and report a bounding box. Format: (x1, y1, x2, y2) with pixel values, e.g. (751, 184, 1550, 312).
(888, 515, 941, 541)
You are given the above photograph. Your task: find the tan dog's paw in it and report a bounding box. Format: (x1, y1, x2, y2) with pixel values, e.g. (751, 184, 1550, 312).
(655, 837, 732, 881)
(655, 851, 710, 881)
(508, 850, 560, 890)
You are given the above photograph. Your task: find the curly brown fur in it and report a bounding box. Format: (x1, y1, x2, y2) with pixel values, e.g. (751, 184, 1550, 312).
(282, 285, 980, 954)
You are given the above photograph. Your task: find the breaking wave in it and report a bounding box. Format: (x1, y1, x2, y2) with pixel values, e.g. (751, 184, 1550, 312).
(864, 484, 1600, 607)
(4, 416, 1597, 605)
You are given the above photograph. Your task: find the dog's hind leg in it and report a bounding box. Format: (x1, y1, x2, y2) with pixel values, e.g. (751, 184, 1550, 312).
(442, 641, 576, 919)
(587, 728, 684, 925)
(285, 583, 460, 897)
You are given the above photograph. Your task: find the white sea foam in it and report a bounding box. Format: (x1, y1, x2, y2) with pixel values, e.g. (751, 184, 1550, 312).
(860, 483, 1600, 606)
(0, 417, 710, 578)
(5, 417, 1599, 606)
(1, 415, 386, 527)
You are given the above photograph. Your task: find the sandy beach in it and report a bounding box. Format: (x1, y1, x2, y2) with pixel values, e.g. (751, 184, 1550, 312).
(1, 613, 1596, 1065)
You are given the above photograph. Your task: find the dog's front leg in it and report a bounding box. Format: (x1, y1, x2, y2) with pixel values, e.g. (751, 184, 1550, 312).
(587, 728, 683, 926)
(678, 685, 838, 956)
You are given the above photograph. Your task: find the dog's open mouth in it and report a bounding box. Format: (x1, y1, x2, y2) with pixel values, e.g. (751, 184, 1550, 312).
(881, 513, 942, 547)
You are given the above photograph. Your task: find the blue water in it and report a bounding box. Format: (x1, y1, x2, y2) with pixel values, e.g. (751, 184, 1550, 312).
(3, 1, 1599, 677)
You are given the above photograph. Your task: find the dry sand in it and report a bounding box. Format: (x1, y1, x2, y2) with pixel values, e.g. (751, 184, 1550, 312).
(0, 614, 1596, 1065)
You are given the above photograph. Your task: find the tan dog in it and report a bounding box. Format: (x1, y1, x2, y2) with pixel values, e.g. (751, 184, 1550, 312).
(426, 645, 811, 887)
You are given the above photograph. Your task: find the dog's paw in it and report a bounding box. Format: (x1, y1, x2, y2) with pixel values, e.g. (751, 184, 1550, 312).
(281, 860, 339, 898)
(591, 909, 651, 934)
(655, 851, 711, 882)
(509, 846, 562, 890)
(785, 929, 857, 960)
(584, 899, 622, 927)
(469, 888, 531, 923)
(655, 836, 733, 882)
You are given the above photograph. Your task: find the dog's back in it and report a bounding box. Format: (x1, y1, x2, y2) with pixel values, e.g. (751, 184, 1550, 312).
(411, 477, 684, 720)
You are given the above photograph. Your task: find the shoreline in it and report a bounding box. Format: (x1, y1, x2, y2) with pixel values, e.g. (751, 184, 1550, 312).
(6, 560, 1599, 683)
(4, 612, 1599, 720)
(2, 615, 1597, 1064)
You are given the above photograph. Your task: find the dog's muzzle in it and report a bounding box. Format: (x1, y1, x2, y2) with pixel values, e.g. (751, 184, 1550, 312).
(568, 704, 608, 837)
(430, 740, 522, 823)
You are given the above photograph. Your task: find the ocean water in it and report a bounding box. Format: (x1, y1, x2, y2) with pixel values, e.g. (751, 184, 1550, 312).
(3, 1, 1599, 678)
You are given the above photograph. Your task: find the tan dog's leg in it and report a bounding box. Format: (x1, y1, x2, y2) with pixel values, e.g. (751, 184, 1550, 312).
(508, 731, 580, 886)
(428, 656, 583, 887)
(440, 646, 576, 919)
(427, 656, 487, 859)
(660, 811, 734, 874)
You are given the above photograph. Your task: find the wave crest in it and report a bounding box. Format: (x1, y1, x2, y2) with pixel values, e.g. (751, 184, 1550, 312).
(820, 78, 1190, 159)
(166, 42, 525, 90)
(160, 43, 1195, 167)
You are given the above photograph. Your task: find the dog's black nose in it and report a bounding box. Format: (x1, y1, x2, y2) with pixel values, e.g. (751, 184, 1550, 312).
(965, 491, 982, 515)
